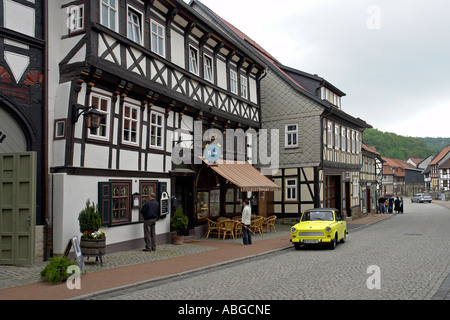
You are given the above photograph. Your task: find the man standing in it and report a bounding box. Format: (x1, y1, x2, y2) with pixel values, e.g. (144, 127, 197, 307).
(141, 193, 160, 252)
(242, 199, 252, 245)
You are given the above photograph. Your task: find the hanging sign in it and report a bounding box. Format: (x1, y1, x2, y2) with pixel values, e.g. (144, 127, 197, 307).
(160, 191, 169, 217)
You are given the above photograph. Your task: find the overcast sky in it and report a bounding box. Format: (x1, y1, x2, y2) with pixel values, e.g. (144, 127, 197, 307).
(186, 0, 450, 138)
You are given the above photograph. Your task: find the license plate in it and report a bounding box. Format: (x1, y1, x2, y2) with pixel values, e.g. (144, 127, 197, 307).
(303, 239, 319, 244)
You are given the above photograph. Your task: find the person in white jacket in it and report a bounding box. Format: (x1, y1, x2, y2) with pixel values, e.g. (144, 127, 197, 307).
(241, 199, 252, 245)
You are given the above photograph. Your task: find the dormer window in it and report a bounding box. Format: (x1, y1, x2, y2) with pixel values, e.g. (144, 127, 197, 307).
(321, 87, 341, 108)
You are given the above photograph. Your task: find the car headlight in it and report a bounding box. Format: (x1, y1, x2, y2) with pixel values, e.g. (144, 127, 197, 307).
(291, 227, 297, 233)
(325, 227, 332, 233)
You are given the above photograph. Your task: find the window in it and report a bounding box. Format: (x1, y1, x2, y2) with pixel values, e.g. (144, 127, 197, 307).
(189, 46, 199, 75)
(151, 20, 165, 57)
(112, 181, 131, 224)
(204, 54, 213, 82)
(285, 124, 298, 148)
(351, 130, 356, 153)
(334, 125, 340, 150)
(341, 127, 346, 151)
(89, 93, 111, 141)
(127, 7, 142, 44)
(346, 129, 351, 153)
(150, 111, 164, 149)
(285, 179, 298, 201)
(356, 132, 360, 154)
(100, 0, 118, 31)
(68, 4, 84, 33)
(327, 121, 333, 148)
(122, 104, 140, 145)
(240, 76, 248, 99)
(54, 119, 66, 140)
(230, 70, 238, 94)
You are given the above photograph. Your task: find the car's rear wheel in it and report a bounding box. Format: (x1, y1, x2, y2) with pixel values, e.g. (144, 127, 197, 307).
(294, 243, 301, 250)
(340, 231, 347, 243)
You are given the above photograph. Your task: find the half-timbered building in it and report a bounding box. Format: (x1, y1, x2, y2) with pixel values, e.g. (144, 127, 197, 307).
(0, 0, 46, 265)
(190, 0, 372, 220)
(47, 0, 269, 254)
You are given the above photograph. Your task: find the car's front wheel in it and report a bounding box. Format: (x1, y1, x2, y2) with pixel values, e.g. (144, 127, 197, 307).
(329, 234, 337, 250)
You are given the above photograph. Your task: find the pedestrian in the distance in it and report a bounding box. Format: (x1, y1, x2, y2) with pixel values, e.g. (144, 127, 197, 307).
(394, 197, 400, 213)
(399, 197, 404, 214)
(241, 199, 252, 245)
(141, 193, 160, 252)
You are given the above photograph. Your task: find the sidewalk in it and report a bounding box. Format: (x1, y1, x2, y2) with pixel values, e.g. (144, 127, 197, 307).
(0, 214, 391, 300)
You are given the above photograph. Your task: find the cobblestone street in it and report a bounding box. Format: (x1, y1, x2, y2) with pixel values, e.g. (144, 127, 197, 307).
(96, 201, 450, 300)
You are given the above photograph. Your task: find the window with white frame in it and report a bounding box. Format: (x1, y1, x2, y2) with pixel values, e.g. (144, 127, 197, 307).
(122, 104, 140, 145)
(151, 20, 165, 57)
(100, 0, 118, 31)
(334, 124, 340, 150)
(285, 178, 298, 201)
(89, 93, 111, 141)
(240, 75, 248, 99)
(204, 54, 213, 82)
(327, 121, 333, 148)
(127, 6, 142, 45)
(189, 46, 199, 75)
(351, 130, 356, 153)
(285, 124, 298, 148)
(341, 127, 346, 151)
(356, 132, 360, 154)
(150, 111, 164, 149)
(230, 70, 238, 94)
(346, 129, 351, 153)
(68, 4, 84, 33)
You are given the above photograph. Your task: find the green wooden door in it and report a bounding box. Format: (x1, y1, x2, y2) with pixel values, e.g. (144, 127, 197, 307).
(0, 152, 36, 265)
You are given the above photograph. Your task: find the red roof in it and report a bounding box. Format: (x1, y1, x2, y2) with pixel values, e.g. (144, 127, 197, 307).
(430, 145, 450, 165)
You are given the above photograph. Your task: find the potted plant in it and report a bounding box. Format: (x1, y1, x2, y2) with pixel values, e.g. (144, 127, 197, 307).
(170, 206, 188, 245)
(78, 199, 106, 258)
(40, 256, 78, 284)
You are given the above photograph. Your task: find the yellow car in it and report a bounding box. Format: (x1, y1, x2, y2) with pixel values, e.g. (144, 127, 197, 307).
(291, 208, 347, 250)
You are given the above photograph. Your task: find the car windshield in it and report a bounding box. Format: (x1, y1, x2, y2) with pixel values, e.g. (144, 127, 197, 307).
(301, 211, 334, 222)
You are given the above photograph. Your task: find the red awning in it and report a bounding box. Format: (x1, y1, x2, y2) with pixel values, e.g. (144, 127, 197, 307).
(203, 158, 281, 192)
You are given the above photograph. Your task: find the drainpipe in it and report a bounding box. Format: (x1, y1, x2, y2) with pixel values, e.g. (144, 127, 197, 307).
(43, 0, 52, 260)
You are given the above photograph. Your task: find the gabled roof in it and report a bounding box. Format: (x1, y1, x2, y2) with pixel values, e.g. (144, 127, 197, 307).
(438, 157, 450, 169)
(430, 145, 450, 166)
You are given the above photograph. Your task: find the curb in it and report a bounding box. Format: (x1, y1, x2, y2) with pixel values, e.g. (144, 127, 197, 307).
(71, 244, 293, 300)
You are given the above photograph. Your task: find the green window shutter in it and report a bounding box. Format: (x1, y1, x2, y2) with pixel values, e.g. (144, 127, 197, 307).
(98, 182, 112, 226)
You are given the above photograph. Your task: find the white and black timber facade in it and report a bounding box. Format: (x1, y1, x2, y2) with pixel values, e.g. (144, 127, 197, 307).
(47, 0, 265, 254)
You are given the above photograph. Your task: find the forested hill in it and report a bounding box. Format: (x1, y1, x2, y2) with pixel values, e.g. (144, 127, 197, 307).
(363, 129, 450, 160)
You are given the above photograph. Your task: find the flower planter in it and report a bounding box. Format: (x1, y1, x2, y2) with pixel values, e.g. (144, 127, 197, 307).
(172, 236, 184, 245)
(80, 238, 106, 256)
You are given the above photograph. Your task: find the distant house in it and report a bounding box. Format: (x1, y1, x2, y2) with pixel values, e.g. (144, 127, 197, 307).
(423, 146, 450, 192)
(438, 158, 450, 191)
(407, 158, 424, 168)
(361, 144, 382, 214)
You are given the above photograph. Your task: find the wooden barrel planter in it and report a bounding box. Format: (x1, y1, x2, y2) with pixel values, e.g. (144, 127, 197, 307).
(80, 238, 106, 266)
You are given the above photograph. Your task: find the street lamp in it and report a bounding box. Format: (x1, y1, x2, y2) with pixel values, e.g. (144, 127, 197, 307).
(72, 104, 105, 134)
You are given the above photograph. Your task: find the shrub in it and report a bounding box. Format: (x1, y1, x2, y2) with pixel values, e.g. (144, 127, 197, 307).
(171, 206, 188, 236)
(78, 199, 102, 236)
(40, 257, 78, 284)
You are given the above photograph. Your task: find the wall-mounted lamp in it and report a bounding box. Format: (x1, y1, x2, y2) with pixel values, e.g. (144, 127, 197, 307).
(72, 104, 105, 134)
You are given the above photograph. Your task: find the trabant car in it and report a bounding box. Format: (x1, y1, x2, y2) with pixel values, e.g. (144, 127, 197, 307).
(291, 208, 347, 250)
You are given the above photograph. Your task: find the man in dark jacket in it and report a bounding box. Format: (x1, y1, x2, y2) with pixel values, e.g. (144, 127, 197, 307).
(141, 193, 160, 252)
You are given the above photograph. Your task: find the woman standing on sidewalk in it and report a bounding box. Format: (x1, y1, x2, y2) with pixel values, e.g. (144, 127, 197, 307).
(242, 200, 252, 245)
